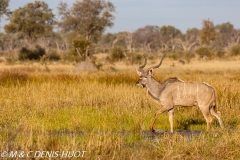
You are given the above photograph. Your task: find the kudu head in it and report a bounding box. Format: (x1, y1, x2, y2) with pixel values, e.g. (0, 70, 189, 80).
(136, 54, 167, 87)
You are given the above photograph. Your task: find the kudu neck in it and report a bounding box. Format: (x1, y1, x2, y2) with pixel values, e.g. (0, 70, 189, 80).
(146, 77, 162, 91)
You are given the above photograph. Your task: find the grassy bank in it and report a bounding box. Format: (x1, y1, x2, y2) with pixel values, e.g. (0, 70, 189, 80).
(0, 62, 240, 159)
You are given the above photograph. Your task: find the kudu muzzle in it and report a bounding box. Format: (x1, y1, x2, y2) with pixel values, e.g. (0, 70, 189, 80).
(136, 80, 146, 88)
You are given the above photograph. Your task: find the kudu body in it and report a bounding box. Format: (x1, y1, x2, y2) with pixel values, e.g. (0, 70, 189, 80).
(136, 54, 223, 132)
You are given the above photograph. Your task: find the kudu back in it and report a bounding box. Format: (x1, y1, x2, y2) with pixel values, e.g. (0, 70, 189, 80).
(136, 54, 223, 132)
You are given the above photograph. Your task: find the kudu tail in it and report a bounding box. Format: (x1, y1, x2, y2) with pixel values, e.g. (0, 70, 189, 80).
(210, 105, 224, 128)
(211, 104, 217, 113)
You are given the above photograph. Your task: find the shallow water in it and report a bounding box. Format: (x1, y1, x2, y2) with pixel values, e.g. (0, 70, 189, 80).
(141, 130, 203, 142)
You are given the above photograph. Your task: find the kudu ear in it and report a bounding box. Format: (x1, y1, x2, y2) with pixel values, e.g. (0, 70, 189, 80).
(136, 68, 142, 76)
(147, 68, 154, 76)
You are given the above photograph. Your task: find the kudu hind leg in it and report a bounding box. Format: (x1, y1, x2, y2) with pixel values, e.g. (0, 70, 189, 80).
(199, 106, 212, 130)
(210, 107, 224, 128)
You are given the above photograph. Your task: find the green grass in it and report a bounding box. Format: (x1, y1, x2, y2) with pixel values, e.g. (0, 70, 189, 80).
(0, 66, 240, 159)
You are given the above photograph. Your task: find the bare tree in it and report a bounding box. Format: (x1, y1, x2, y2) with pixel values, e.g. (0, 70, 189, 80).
(111, 31, 133, 52)
(125, 31, 133, 52)
(175, 28, 200, 51)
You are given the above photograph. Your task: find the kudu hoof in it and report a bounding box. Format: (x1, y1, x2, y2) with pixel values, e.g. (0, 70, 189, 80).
(150, 127, 155, 133)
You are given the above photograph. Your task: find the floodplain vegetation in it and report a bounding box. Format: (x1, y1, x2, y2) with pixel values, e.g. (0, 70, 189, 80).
(0, 61, 240, 159)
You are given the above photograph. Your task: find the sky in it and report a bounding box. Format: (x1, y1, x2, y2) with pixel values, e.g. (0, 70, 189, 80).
(1, 0, 240, 33)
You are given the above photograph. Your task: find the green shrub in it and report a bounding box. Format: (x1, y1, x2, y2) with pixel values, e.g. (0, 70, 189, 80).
(19, 45, 45, 61)
(73, 36, 91, 61)
(40, 55, 48, 65)
(61, 49, 82, 62)
(169, 53, 179, 60)
(6, 56, 17, 65)
(230, 45, 240, 56)
(19, 47, 30, 60)
(195, 47, 214, 59)
(110, 47, 125, 62)
(216, 49, 225, 58)
(132, 53, 142, 64)
(185, 51, 195, 63)
(122, 52, 143, 65)
(48, 50, 61, 61)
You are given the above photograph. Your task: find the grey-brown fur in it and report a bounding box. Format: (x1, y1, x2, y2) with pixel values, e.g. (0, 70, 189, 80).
(136, 54, 223, 133)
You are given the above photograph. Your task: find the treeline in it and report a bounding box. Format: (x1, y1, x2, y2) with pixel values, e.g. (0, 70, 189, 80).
(0, 0, 240, 64)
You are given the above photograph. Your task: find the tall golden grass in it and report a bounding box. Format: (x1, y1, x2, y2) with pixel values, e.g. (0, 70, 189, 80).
(0, 62, 240, 159)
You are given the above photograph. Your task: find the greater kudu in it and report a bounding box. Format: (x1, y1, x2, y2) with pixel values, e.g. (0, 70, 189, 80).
(136, 54, 223, 132)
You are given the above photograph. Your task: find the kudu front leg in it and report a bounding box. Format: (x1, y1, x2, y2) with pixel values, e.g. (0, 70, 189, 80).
(150, 107, 170, 132)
